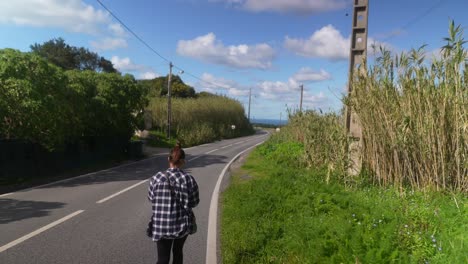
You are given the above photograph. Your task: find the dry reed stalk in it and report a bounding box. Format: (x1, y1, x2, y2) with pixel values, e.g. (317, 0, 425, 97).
(350, 21, 467, 192)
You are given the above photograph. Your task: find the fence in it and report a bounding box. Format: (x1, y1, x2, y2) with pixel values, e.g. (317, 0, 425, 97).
(0, 137, 142, 182)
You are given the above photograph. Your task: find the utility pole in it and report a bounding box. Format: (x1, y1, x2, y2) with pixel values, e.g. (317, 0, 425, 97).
(167, 62, 173, 139)
(346, 0, 369, 174)
(248, 87, 251, 121)
(299, 84, 304, 112)
(279, 112, 282, 127)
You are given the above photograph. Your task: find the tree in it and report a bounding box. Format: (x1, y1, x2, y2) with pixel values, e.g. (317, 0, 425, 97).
(0, 48, 75, 149)
(196, 91, 217, 98)
(30, 38, 118, 73)
(30, 38, 76, 70)
(0, 48, 148, 149)
(67, 70, 148, 138)
(138, 75, 196, 98)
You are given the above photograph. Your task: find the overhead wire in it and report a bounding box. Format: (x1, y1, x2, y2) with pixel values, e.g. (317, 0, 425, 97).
(326, 0, 446, 101)
(96, 0, 446, 102)
(95, 0, 169, 63)
(95, 0, 233, 91)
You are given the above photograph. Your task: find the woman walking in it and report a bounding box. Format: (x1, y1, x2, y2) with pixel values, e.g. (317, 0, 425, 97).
(148, 143, 199, 264)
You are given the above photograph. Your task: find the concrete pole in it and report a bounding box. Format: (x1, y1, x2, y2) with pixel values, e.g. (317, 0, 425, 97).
(299, 84, 304, 112)
(167, 62, 173, 139)
(346, 0, 369, 175)
(248, 87, 251, 121)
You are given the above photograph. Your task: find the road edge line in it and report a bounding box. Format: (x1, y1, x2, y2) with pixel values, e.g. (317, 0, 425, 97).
(206, 140, 265, 264)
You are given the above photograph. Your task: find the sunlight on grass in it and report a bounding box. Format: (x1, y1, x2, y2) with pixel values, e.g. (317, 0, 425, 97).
(221, 144, 467, 264)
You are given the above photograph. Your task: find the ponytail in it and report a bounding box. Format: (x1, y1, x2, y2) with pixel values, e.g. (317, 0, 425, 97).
(169, 142, 185, 165)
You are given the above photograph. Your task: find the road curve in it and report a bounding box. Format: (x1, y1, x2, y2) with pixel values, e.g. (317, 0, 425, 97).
(0, 131, 268, 264)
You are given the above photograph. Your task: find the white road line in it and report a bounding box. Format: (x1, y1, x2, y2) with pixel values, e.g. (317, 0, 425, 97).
(96, 180, 148, 204)
(205, 149, 218, 154)
(0, 210, 84, 253)
(0, 134, 268, 198)
(220, 144, 232, 149)
(0, 153, 167, 198)
(188, 156, 202, 162)
(206, 140, 265, 264)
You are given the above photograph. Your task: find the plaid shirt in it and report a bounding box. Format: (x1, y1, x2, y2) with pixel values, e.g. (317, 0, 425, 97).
(148, 167, 199, 241)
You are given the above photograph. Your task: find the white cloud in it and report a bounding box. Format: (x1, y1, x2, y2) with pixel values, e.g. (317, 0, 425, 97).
(111, 56, 146, 71)
(199, 73, 236, 90)
(215, 0, 348, 14)
(303, 91, 327, 103)
(284, 24, 349, 61)
(259, 92, 278, 100)
(255, 67, 330, 107)
(0, 1, 132, 53)
(139, 71, 159, 80)
(285, 25, 394, 61)
(109, 23, 126, 37)
(256, 67, 330, 97)
(177, 33, 276, 69)
(0, 0, 108, 34)
(258, 80, 294, 94)
(90, 38, 127, 51)
(299, 91, 328, 109)
(197, 73, 250, 97)
(258, 88, 328, 109)
(111, 56, 158, 79)
(291, 67, 331, 82)
(229, 88, 250, 96)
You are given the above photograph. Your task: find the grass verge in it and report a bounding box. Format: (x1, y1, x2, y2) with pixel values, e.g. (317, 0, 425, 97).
(137, 129, 179, 148)
(221, 147, 467, 264)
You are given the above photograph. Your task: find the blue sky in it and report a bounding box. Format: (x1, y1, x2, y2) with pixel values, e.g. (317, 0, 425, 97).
(1, 0, 467, 120)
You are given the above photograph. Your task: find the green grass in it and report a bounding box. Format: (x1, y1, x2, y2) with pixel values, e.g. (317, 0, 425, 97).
(221, 145, 467, 264)
(141, 129, 179, 148)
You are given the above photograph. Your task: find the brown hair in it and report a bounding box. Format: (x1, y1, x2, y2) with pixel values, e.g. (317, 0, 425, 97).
(169, 142, 185, 166)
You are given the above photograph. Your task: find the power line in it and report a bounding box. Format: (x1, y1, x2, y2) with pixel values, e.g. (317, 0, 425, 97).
(95, 0, 169, 63)
(385, 0, 445, 42)
(326, 0, 446, 100)
(95, 0, 238, 93)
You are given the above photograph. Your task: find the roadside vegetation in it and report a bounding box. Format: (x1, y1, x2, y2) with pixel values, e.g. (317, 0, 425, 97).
(221, 22, 467, 263)
(222, 145, 466, 263)
(0, 43, 147, 187)
(0, 47, 146, 150)
(0, 38, 253, 188)
(145, 95, 254, 147)
(349, 21, 467, 192)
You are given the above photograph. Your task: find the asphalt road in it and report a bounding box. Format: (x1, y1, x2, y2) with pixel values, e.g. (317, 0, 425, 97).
(0, 131, 268, 264)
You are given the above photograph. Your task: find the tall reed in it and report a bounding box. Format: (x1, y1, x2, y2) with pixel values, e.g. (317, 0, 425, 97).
(147, 95, 253, 145)
(350, 22, 467, 191)
(277, 110, 349, 180)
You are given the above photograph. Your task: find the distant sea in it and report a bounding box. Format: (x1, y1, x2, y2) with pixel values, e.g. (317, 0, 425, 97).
(251, 118, 288, 126)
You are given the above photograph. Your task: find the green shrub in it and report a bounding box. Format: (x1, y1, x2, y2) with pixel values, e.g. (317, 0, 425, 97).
(0, 49, 148, 150)
(0, 49, 72, 149)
